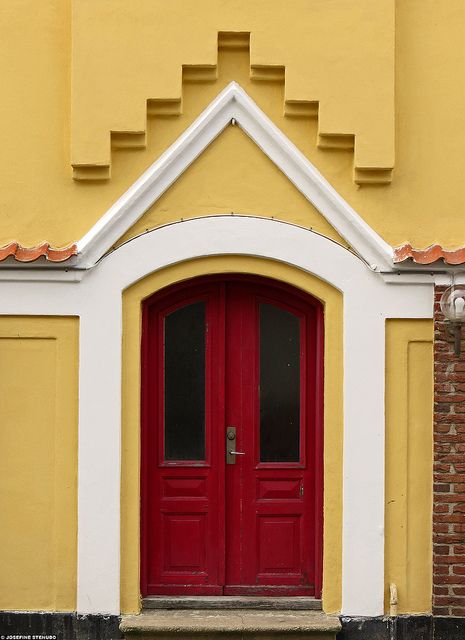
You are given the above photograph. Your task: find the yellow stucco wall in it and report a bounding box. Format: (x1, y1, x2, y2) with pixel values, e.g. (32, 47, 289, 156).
(0, 317, 79, 611)
(385, 319, 434, 614)
(0, 0, 439, 618)
(117, 124, 348, 249)
(121, 256, 343, 614)
(0, 1, 464, 249)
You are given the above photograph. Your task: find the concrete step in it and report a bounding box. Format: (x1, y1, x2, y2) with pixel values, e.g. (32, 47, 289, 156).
(120, 609, 341, 639)
(142, 596, 322, 610)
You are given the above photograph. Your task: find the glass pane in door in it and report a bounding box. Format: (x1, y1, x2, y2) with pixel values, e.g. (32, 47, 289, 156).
(164, 301, 206, 460)
(259, 303, 300, 462)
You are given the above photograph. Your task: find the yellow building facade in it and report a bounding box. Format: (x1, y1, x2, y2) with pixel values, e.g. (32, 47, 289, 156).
(0, 2, 464, 639)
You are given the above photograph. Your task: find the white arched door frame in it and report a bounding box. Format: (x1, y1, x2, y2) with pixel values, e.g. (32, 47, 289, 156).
(70, 216, 431, 616)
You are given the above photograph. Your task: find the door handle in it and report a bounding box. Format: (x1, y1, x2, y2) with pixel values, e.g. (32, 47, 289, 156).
(226, 426, 245, 464)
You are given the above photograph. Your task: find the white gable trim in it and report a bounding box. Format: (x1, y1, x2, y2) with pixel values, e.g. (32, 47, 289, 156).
(77, 82, 394, 271)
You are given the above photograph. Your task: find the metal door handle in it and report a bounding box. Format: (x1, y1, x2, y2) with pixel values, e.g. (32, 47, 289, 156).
(226, 426, 245, 464)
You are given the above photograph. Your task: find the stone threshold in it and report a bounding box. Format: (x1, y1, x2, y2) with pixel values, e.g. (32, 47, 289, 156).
(120, 609, 341, 636)
(142, 596, 322, 610)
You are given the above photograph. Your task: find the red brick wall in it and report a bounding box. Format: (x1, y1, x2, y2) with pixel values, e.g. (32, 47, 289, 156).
(433, 285, 465, 615)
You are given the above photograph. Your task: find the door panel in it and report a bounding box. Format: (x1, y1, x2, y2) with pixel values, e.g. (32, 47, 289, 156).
(224, 283, 315, 595)
(257, 516, 301, 573)
(141, 276, 322, 597)
(162, 513, 207, 572)
(141, 284, 224, 595)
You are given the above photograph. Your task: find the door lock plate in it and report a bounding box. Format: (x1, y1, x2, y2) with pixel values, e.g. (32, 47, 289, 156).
(226, 426, 237, 464)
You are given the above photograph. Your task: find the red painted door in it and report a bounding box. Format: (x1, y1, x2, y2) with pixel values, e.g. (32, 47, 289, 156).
(141, 276, 323, 597)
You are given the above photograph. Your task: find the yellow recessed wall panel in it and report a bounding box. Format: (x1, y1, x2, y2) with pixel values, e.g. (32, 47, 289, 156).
(0, 317, 79, 611)
(385, 319, 433, 614)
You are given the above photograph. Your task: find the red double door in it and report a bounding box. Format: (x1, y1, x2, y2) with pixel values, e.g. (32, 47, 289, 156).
(141, 276, 323, 596)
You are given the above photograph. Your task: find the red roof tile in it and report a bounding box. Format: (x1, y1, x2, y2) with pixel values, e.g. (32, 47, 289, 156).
(0, 242, 78, 263)
(1, 239, 464, 266)
(394, 243, 465, 265)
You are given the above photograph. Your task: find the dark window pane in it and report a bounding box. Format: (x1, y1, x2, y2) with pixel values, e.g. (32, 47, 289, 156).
(164, 301, 206, 460)
(260, 303, 300, 462)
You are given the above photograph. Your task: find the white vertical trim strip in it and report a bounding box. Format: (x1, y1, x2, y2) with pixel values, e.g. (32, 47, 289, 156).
(342, 308, 385, 615)
(76, 288, 122, 614)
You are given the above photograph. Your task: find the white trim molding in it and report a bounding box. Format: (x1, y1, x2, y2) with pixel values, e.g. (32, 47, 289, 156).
(76, 82, 394, 271)
(0, 216, 432, 616)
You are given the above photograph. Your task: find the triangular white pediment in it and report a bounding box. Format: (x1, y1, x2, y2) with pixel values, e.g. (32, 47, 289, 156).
(77, 82, 393, 270)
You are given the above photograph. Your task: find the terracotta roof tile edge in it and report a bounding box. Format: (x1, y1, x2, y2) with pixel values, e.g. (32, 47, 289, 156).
(394, 243, 465, 266)
(0, 242, 78, 263)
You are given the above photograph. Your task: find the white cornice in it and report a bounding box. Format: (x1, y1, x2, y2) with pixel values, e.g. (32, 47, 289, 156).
(76, 81, 394, 271)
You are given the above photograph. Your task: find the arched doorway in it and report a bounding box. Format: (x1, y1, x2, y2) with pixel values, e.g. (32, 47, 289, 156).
(140, 274, 323, 597)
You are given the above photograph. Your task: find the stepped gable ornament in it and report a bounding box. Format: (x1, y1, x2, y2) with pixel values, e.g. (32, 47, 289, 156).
(71, 31, 393, 185)
(2, 83, 464, 272)
(0, 82, 394, 269)
(2, 77, 463, 272)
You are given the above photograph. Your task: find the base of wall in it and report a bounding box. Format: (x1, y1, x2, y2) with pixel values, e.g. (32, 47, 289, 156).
(0, 611, 123, 640)
(1, 612, 465, 640)
(338, 615, 465, 640)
